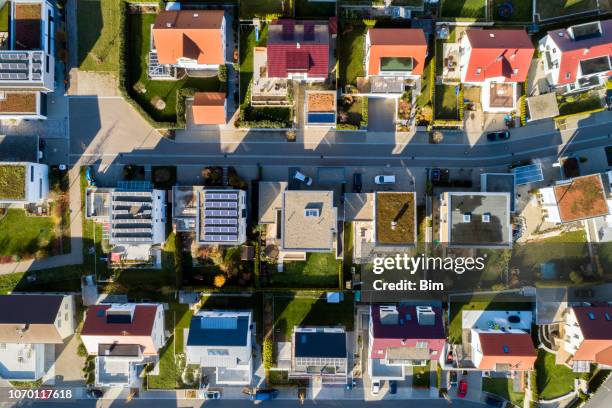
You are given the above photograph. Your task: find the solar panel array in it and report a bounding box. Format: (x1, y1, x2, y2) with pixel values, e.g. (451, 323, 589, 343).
(513, 164, 544, 185)
(0, 52, 43, 82)
(200, 190, 242, 243)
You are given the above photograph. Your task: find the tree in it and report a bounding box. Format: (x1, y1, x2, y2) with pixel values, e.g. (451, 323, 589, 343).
(285, 129, 296, 142)
(431, 130, 444, 144)
(569, 271, 584, 284)
(217, 64, 227, 82)
(214, 274, 226, 288)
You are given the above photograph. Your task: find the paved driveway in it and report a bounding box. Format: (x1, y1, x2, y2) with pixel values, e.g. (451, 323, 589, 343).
(53, 334, 86, 387)
(368, 98, 396, 132)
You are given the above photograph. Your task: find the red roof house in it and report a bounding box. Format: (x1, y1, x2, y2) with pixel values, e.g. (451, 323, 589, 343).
(567, 305, 612, 366)
(369, 305, 445, 364)
(460, 29, 534, 83)
(365, 28, 428, 77)
(472, 331, 537, 370)
(539, 19, 612, 86)
(192, 92, 226, 125)
(266, 20, 330, 80)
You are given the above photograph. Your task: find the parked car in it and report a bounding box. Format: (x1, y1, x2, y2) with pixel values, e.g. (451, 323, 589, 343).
(371, 380, 381, 395)
(204, 390, 221, 400)
(353, 173, 363, 193)
(449, 371, 458, 387)
(249, 389, 279, 401)
(85, 389, 103, 399)
(574, 288, 594, 299)
(486, 130, 511, 142)
(606, 89, 612, 110)
(293, 171, 313, 186)
(389, 380, 397, 394)
(485, 395, 505, 407)
(374, 175, 396, 185)
(458, 379, 468, 398)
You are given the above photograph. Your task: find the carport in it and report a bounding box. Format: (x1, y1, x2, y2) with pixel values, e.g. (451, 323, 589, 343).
(368, 98, 396, 132)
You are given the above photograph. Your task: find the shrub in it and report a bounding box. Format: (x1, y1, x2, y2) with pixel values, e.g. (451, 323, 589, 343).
(430, 130, 444, 144)
(218, 64, 228, 82)
(336, 123, 358, 130)
(214, 274, 227, 288)
(263, 337, 273, 369)
(570, 271, 584, 284)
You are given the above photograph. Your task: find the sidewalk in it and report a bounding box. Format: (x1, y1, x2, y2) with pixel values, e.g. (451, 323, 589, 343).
(0, 166, 84, 275)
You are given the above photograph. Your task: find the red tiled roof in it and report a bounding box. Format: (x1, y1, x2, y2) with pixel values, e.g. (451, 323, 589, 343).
(464, 29, 534, 82)
(81, 305, 158, 337)
(152, 10, 225, 66)
(546, 19, 612, 85)
(286, 50, 310, 71)
(367, 28, 428, 76)
(477, 332, 536, 370)
(267, 44, 328, 78)
(573, 305, 612, 340)
(192, 92, 226, 125)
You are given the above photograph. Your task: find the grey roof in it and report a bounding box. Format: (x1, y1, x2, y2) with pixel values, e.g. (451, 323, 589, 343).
(0, 295, 63, 324)
(294, 329, 346, 358)
(187, 311, 250, 347)
(258, 181, 287, 224)
(448, 192, 511, 246)
(526, 93, 559, 121)
(0, 135, 38, 162)
(282, 190, 337, 251)
(98, 344, 141, 357)
(482, 173, 515, 212)
(344, 193, 374, 221)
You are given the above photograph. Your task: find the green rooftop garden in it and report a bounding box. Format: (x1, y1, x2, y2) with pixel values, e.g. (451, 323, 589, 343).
(0, 165, 25, 200)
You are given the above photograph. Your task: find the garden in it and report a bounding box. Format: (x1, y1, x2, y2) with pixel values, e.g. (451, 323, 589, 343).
(491, 0, 533, 22)
(240, 0, 286, 19)
(337, 95, 368, 130)
(338, 23, 366, 88)
(77, 0, 121, 71)
(482, 377, 525, 406)
(434, 84, 461, 121)
(557, 90, 604, 117)
(535, 349, 578, 400)
(126, 13, 222, 124)
(267, 253, 341, 288)
(536, 0, 599, 21)
(440, 0, 486, 19)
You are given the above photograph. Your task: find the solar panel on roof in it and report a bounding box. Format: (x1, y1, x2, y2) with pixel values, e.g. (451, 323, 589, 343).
(206, 218, 237, 225)
(205, 226, 238, 233)
(200, 316, 238, 330)
(205, 201, 237, 209)
(513, 164, 544, 185)
(205, 192, 238, 200)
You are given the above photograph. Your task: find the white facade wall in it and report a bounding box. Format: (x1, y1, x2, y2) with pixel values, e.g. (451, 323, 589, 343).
(562, 308, 584, 356)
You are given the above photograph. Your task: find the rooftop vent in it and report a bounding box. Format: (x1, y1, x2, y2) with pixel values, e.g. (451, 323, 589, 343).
(588, 312, 595, 320)
(489, 33, 495, 38)
(482, 213, 491, 223)
(166, 23, 172, 28)
(463, 213, 471, 222)
(193, 13, 199, 17)
(416, 306, 435, 326)
(503, 345, 509, 353)
(380, 306, 399, 326)
(558, 31, 565, 37)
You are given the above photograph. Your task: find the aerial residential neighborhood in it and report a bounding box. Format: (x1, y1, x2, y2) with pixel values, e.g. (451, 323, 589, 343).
(0, 0, 611, 406)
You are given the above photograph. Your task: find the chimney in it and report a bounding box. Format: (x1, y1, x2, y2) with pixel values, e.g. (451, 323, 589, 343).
(489, 33, 495, 38)
(296, 42, 301, 49)
(193, 13, 199, 17)
(166, 22, 172, 28)
(379, 306, 399, 326)
(416, 306, 436, 326)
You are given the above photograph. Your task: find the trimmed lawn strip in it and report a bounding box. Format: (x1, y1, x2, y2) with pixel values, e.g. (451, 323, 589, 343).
(435, 84, 460, 120)
(126, 13, 221, 123)
(482, 377, 524, 406)
(535, 349, 577, 399)
(0, 3, 9, 35)
(273, 292, 354, 340)
(77, 0, 120, 72)
(448, 299, 533, 344)
(338, 23, 365, 87)
(440, 0, 486, 19)
(271, 253, 340, 288)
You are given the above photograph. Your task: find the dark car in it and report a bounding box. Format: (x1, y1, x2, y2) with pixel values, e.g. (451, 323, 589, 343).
(486, 131, 511, 142)
(353, 173, 362, 193)
(249, 389, 279, 401)
(606, 89, 612, 110)
(485, 395, 505, 407)
(85, 389, 104, 399)
(574, 288, 594, 299)
(389, 381, 397, 394)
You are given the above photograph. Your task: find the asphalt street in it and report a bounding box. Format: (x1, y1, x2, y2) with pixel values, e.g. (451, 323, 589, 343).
(584, 375, 612, 408)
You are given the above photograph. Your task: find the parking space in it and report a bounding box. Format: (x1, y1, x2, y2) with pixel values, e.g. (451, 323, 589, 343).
(368, 98, 396, 132)
(446, 370, 483, 402)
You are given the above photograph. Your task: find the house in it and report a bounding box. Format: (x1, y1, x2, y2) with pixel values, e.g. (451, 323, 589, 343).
(439, 192, 512, 248)
(151, 9, 225, 78)
(471, 330, 537, 371)
(259, 183, 338, 261)
(185, 310, 253, 385)
(0, 294, 75, 381)
(80, 303, 166, 388)
(0, 162, 49, 204)
(458, 29, 534, 112)
(539, 20, 612, 93)
(369, 305, 445, 381)
(362, 28, 427, 96)
(0, 0, 56, 120)
(104, 185, 167, 262)
(539, 173, 609, 224)
(290, 327, 347, 383)
(172, 186, 247, 246)
(560, 305, 612, 372)
(191, 92, 227, 125)
(266, 19, 330, 81)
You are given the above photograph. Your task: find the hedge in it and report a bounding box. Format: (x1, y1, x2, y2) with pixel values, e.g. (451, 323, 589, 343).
(263, 337, 273, 369)
(336, 123, 359, 130)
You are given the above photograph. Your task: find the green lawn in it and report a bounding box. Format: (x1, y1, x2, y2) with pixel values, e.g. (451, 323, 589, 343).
(295, 0, 336, 18)
(0, 209, 57, 259)
(440, 0, 486, 19)
(416, 56, 433, 108)
(240, 0, 285, 19)
(491, 0, 533, 21)
(338, 24, 366, 87)
(239, 24, 268, 106)
(448, 298, 533, 343)
(482, 378, 524, 406)
(535, 349, 577, 399)
(126, 13, 221, 123)
(413, 366, 430, 387)
(77, 0, 121, 71)
(343, 222, 354, 279)
(270, 253, 340, 288)
(435, 84, 460, 120)
(0, 2, 9, 33)
(557, 91, 603, 116)
(273, 293, 354, 340)
(536, 0, 599, 20)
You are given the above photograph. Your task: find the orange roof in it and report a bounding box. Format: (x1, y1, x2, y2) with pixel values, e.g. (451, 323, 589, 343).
(152, 10, 225, 66)
(192, 92, 226, 125)
(553, 174, 609, 222)
(367, 28, 428, 76)
(477, 332, 537, 370)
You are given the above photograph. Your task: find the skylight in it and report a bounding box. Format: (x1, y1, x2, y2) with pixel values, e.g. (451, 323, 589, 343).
(588, 312, 595, 320)
(503, 345, 509, 353)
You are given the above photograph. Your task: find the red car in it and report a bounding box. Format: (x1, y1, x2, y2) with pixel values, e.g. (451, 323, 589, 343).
(458, 379, 468, 398)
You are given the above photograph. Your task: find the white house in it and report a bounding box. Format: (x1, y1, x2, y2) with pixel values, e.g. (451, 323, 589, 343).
(0, 162, 49, 204)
